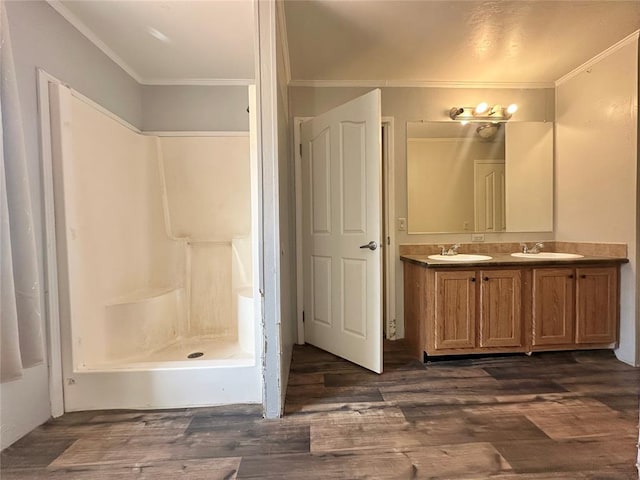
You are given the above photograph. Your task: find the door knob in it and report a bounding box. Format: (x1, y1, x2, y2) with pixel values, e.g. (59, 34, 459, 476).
(359, 241, 377, 251)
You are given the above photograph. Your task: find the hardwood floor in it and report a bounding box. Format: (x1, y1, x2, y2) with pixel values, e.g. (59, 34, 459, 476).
(2, 342, 639, 479)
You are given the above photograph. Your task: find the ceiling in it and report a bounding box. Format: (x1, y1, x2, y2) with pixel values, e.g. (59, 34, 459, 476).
(47, 0, 640, 87)
(283, 0, 640, 86)
(49, 0, 255, 85)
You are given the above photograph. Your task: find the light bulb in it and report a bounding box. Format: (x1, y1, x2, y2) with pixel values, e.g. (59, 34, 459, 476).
(507, 104, 518, 115)
(474, 102, 489, 115)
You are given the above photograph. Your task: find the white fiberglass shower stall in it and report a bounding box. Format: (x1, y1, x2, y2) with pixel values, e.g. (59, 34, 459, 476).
(48, 83, 262, 411)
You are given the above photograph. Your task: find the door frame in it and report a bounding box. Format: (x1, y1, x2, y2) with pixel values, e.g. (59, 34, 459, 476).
(37, 69, 65, 418)
(294, 115, 396, 344)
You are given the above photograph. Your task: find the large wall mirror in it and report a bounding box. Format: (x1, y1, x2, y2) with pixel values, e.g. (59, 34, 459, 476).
(406, 121, 553, 234)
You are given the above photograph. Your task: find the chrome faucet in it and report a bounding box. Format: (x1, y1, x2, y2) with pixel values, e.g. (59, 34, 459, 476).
(439, 244, 460, 256)
(521, 242, 544, 254)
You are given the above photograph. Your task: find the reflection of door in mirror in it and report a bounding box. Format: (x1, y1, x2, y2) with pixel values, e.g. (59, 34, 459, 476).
(474, 160, 505, 232)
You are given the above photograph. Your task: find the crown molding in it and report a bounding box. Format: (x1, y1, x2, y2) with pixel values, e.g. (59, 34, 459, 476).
(556, 29, 640, 86)
(142, 78, 255, 87)
(143, 131, 249, 137)
(287, 79, 555, 89)
(47, 0, 143, 83)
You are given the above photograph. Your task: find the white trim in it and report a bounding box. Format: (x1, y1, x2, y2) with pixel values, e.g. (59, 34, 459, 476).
(294, 117, 311, 345)
(46, 0, 143, 84)
(255, 0, 282, 419)
(381, 117, 396, 341)
(142, 78, 255, 87)
(36, 69, 64, 418)
(288, 79, 555, 89)
(275, 0, 292, 85)
(408, 137, 485, 144)
(142, 131, 249, 137)
(69, 89, 141, 133)
(556, 30, 640, 86)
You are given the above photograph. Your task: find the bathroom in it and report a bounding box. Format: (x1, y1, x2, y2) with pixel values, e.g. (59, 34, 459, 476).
(1, 0, 638, 452)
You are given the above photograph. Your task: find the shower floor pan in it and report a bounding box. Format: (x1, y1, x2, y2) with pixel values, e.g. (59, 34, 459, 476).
(80, 336, 254, 372)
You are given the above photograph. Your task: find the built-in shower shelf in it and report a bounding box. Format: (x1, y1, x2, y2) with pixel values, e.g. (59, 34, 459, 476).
(106, 286, 182, 306)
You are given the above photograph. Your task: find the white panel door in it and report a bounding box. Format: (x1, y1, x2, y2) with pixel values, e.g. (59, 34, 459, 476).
(474, 160, 505, 232)
(301, 89, 382, 373)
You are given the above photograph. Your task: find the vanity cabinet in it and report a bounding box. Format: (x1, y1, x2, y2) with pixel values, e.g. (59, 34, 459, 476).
(532, 266, 618, 349)
(575, 266, 617, 344)
(402, 256, 623, 360)
(479, 269, 522, 348)
(532, 268, 575, 346)
(433, 271, 476, 350)
(430, 269, 523, 354)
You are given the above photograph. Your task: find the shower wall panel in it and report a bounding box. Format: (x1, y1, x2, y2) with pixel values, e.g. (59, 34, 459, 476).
(160, 137, 250, 242)
(189, 243, 233, 337)
(55, 92, 185, 366)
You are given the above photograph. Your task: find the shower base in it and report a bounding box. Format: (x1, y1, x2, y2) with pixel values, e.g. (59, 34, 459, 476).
(81, 336, 253, 372)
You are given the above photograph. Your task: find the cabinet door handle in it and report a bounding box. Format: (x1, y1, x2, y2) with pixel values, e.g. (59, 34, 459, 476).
(483, 276, 489, 282)
(470, 278, 476, 282)
(580, 274, 587, 279)
(568, 274, 574, 279)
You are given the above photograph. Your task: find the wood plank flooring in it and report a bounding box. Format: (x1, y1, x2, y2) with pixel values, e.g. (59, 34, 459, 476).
(2, 341, 639, 479)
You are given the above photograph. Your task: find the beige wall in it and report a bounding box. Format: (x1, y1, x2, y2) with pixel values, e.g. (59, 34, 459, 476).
(290, 86, 555, 337)
(555, 37, 639, 365)
(505, 122, 554, 232)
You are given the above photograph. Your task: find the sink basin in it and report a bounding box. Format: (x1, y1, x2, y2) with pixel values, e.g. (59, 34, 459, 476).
(511, 252, 585, 259)
(428, 254, 493, 262)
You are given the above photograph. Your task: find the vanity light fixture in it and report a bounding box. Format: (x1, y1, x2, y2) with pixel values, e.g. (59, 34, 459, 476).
(448, 103, 518, 122)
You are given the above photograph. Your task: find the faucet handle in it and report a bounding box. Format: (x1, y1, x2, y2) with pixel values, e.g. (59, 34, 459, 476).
(438, 245, 446, 255)
(447, 243, 460, 255)
(520, 242, 528, 253)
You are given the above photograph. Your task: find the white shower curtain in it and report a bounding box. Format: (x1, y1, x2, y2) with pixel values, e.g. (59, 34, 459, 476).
(0, 0, 45, 383)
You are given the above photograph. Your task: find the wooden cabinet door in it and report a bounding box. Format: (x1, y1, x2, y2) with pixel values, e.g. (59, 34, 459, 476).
(576, 267, 617, 344)
(532, 268, 575, 346)
(479, 269, 522, 347)
(433, 270, 476, 350)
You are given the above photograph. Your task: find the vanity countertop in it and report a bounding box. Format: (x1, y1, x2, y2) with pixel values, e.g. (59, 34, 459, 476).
(400, 253, 629, 268)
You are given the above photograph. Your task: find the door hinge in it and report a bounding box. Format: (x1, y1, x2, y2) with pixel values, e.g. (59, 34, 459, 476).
(387, 236, 391, 246)
(302, 310, 305, 323)
(299, 143, 302, 156)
